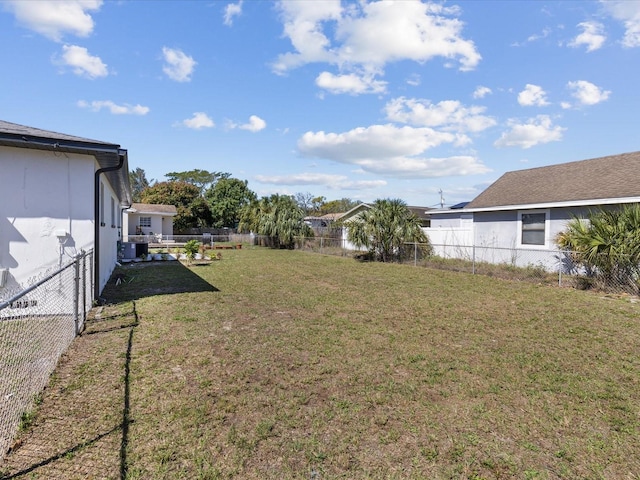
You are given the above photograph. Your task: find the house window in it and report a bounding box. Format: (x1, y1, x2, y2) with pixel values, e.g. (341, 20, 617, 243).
(519, 211, 547, 246)
(139, 217, 151, 228)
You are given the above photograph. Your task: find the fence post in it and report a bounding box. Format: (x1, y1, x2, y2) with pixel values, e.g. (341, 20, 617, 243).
(81, 250, 87, 325)
(321, 236, 324, 253)
(73, 253, 81, 335)
(472, 244, 476, 275)
(414, 242, 417, 266)
(89, 250, 94, 306)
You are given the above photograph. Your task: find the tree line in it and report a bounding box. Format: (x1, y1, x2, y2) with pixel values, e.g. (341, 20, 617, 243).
(129, 167, 360, 233)
(129, 167, 431, 260)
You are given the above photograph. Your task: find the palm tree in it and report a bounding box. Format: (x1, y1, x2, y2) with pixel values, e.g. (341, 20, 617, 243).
(345, 198, 432, 262)
(239, 194, 313, 248)
(556, 203, 640, 291)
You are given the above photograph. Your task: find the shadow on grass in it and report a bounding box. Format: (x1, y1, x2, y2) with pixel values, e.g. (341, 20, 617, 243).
(1, 302, 140, 480)
(101, 261, 218, 303)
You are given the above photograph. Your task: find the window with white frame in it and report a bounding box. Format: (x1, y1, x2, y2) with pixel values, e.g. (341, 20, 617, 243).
(518, 210, 548, 246)
(139, 216, 151, 228)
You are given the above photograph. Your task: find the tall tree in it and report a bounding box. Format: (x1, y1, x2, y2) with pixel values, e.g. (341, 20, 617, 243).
(238, 194, 313, 248)
(129, 167, 152, 203)
(140, 181, 210, 232)
(205, 178, 256, 228)
(344, 198, 431, 262)
(320, 198, 360, 214)
(295, 192, 315, 215)
(165, 169, 230, 195)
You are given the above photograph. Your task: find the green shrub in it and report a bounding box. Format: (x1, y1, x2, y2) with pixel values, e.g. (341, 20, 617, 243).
(184, 240, 200, 262)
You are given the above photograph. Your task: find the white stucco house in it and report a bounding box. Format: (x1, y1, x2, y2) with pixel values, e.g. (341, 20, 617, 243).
(0, 120, 132, 299)
(123, 203, 177, 240)
(426, 151, 640, 268)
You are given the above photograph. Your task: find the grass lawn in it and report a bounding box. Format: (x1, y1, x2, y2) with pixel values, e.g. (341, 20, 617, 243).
(3, 247, 640, 479)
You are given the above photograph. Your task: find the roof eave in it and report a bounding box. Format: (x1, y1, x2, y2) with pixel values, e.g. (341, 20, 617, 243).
(0, 133, 132, 207)
(443, 196, 640, 214)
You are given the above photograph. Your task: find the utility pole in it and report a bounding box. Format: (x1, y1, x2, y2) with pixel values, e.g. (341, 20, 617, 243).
(438, 189, 445, 209)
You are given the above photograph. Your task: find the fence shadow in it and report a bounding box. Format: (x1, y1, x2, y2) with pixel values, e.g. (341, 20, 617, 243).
(0, 302, 139, 480)
(101, 261, 218, 304)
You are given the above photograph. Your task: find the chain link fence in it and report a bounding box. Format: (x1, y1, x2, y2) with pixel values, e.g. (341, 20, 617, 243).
(293, 237, 640, 293)
(0, 250, 93, 460)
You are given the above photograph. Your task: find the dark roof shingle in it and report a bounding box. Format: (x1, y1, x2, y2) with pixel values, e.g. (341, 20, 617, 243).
(467, 151, 640, 209)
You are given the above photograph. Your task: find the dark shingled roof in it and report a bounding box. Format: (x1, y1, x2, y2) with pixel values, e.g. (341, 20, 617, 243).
(0, 119, 118, 147)
(467, 151, 640, 209)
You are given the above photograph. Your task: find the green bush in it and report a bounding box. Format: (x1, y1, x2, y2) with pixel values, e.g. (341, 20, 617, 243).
(184, 240, 200, 261)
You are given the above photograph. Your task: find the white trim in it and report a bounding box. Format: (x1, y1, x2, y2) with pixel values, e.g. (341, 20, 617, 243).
(432, 196, 640, 214)
(517, 209, 550, 249)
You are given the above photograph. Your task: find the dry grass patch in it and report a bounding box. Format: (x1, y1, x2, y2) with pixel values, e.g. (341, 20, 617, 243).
(3, 248, 640, 479)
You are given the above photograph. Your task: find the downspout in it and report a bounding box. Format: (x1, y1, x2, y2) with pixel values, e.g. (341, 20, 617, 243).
(94, 154, 125, 301)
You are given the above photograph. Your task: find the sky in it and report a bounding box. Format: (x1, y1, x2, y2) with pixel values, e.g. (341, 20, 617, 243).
(2, 0, 640, 208)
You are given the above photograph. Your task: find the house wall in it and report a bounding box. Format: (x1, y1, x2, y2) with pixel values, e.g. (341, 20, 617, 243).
(0, 146, 95, 292)
(125, 213, 173, 237)
(97, 176, 122, 294)
(424, 206, 603, 270)
(425, 212, 474, 258)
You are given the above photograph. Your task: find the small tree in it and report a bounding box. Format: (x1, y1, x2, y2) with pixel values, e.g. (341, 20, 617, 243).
(344, 198, 432, 262)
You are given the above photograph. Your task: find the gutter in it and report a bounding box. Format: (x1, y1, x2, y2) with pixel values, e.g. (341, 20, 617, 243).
(1, 129, 133, 300)
(94, 152, 130, 300)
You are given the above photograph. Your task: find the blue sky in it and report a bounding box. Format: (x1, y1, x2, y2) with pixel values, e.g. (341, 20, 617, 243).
(2, 0, 639, 208)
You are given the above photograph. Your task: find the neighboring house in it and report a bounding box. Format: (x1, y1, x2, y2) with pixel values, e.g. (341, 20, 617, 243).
(426, 151, 640, 267)
(0, 120, 131, 299)
(124, 203, 177, 239)
(304, 212, 344, 237)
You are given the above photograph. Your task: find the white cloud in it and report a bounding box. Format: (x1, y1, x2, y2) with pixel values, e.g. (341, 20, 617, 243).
(77, 100, 149, 115)
(569, 21, 606, 52)
(406, 74, 421, 87)
(254, 172, 387, 190)
(384, 97, 496, 133)
(494, 115, 565, 149)
(566, 80, 611, 106)
(223, 1, 243, 26)
(271, 0, 342, 73)
(180, 112, 215, 130)
(239, 115, 267, 132)
(162, 47, 196, 82)
(297, 124, 489, 178)
(272, 1, 480, 93)
(601, 0, 640, 47)
(527, 27, 551, 43)
(517, 84, 550, 107)
(56, 44, 108, 78)
(3, 0, 101, 42)
(473, 86, 492, 99)
(315, 71, 387, 95)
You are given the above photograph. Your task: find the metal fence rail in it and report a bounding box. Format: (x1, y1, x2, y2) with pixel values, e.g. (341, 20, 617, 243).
(0, 250, 93, 460)
(293, 237, 639, 293)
